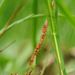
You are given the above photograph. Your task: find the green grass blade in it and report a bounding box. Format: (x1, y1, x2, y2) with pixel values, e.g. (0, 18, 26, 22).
(32, 0, 38, 48)
(46, 0, 67, 75)
(0, 14, 45, 38)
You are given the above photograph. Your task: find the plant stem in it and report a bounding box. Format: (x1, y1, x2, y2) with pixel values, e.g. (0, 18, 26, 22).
(46, 0, 67, 75)
(32, 0, 38, 71)
(25, 0, 39, 75)
(32, 0, 38, 48)
(0, 0, 25, 38)
(0, 14, 46, 38)
(0, 40, 16, 52)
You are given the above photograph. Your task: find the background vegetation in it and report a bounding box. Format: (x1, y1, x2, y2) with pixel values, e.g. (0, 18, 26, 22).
(0, 0, 75, 75)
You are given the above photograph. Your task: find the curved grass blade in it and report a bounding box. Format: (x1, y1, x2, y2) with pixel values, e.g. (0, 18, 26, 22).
(0, 14, 46, 38)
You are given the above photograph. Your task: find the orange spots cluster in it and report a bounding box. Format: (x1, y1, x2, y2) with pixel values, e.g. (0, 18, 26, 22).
(29, 20, 48, 65)
(11, 20, 48, 75)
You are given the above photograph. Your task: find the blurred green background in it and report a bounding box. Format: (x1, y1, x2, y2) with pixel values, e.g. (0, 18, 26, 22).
(0, 0, 75, 75)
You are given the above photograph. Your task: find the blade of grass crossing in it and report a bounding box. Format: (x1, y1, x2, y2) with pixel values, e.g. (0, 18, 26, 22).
(46, 0, 67, 75)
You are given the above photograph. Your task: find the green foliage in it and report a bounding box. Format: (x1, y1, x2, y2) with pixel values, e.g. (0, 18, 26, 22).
(0, 0, 75, 75)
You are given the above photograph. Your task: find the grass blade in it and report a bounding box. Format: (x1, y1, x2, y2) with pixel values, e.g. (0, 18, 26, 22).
(46, 0, 67, 75)
(32, 0, 38, 48)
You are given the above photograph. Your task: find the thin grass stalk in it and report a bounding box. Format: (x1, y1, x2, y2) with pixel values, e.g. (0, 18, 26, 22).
(46, 0, 67, 75)
(25, 1, 38, 74)
(0, 40, 16, 52)
(32, 0, 38, 48)
(32, 0, 38, 70)
(0, 14, 46, 39)
(0, 0, 26, 38)
(25, 20, 48, 75)
(1, 12, 75, 38)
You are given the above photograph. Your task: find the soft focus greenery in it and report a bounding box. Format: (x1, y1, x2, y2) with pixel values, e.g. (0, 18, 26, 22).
(0, 0, 75, 75)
